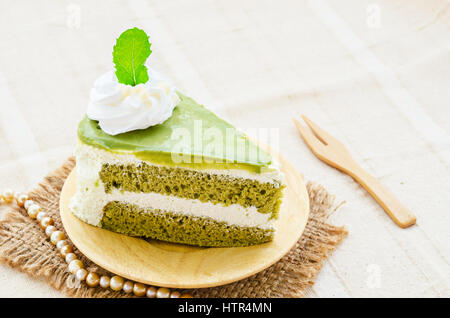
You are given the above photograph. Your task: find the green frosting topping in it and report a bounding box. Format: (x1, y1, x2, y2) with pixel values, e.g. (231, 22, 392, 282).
(78, 94, 273, 173)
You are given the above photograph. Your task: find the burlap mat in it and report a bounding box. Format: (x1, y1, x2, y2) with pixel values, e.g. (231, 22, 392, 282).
(0, 158, 347, 298)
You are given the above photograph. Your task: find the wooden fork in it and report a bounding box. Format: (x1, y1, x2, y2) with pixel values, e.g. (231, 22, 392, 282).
(293, 115, 416, 228)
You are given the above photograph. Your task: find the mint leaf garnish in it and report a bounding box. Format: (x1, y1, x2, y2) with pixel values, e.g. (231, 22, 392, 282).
(113, 28, 152, 86)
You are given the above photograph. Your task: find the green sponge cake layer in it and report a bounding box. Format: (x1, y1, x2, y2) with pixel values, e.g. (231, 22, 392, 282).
(101, 201, 274, 247)
(99, 163, 284, 218)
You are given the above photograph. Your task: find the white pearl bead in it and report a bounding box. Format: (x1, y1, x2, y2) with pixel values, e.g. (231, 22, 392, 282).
(56, 239, 68, 250)
(24, 200, 35, 210)
(16, 194, 28, 207)
(60, 244, 73, 257)
(40, 216, 53, 229)
(122, 281, 134, 294)
(50, 231, 65, 245)
(75, 268, 88, 281)
(170, 291, 181, 298)
(133, 283, 147, 297)
(3, 189, 14, 203)
(146, 286, 157, 298)
(156, 287, 171, 298)
(27, 204, 41, 219)
(65, 253, 77, 263)
(110, 276, 124, 291)
(68, 259, 83, 274)
(86, 272, 100, 287)
(36, 211, 47, 222)
(45, 225, 56, 237)
(99, 276, 111, 288)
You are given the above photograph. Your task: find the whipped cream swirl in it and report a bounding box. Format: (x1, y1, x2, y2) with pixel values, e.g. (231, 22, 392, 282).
(87, 69, 180, 135)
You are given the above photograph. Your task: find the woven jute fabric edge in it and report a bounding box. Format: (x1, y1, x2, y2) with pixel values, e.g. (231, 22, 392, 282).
(0, 157, 348, 298)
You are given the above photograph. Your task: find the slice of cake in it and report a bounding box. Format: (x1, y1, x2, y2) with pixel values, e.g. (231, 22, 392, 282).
(70, 28, 285, 247)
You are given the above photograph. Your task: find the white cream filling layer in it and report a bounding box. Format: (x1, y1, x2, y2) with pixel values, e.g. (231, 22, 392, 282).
(70, 142, 278, 229)
(75, 142, 285, 184)
(71, 189, 274, 229)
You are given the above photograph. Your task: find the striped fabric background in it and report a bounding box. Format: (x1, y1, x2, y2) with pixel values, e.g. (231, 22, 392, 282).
(0, 0, 448, 297)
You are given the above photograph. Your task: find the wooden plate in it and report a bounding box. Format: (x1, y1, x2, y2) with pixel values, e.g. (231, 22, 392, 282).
(59, 154, 309, 289)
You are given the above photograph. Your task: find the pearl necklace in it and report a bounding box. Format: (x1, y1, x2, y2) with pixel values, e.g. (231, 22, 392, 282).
(0, 189, 192, 298)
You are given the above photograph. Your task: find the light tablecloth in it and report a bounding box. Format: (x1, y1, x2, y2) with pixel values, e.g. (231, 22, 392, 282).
(0, 0, 449, 297)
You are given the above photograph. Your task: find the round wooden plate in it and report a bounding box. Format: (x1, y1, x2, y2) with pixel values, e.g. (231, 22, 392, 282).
(59, 154, 309, 289)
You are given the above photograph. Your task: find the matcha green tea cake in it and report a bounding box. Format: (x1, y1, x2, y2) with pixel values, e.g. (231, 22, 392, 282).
(70, 28, 285, 247)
